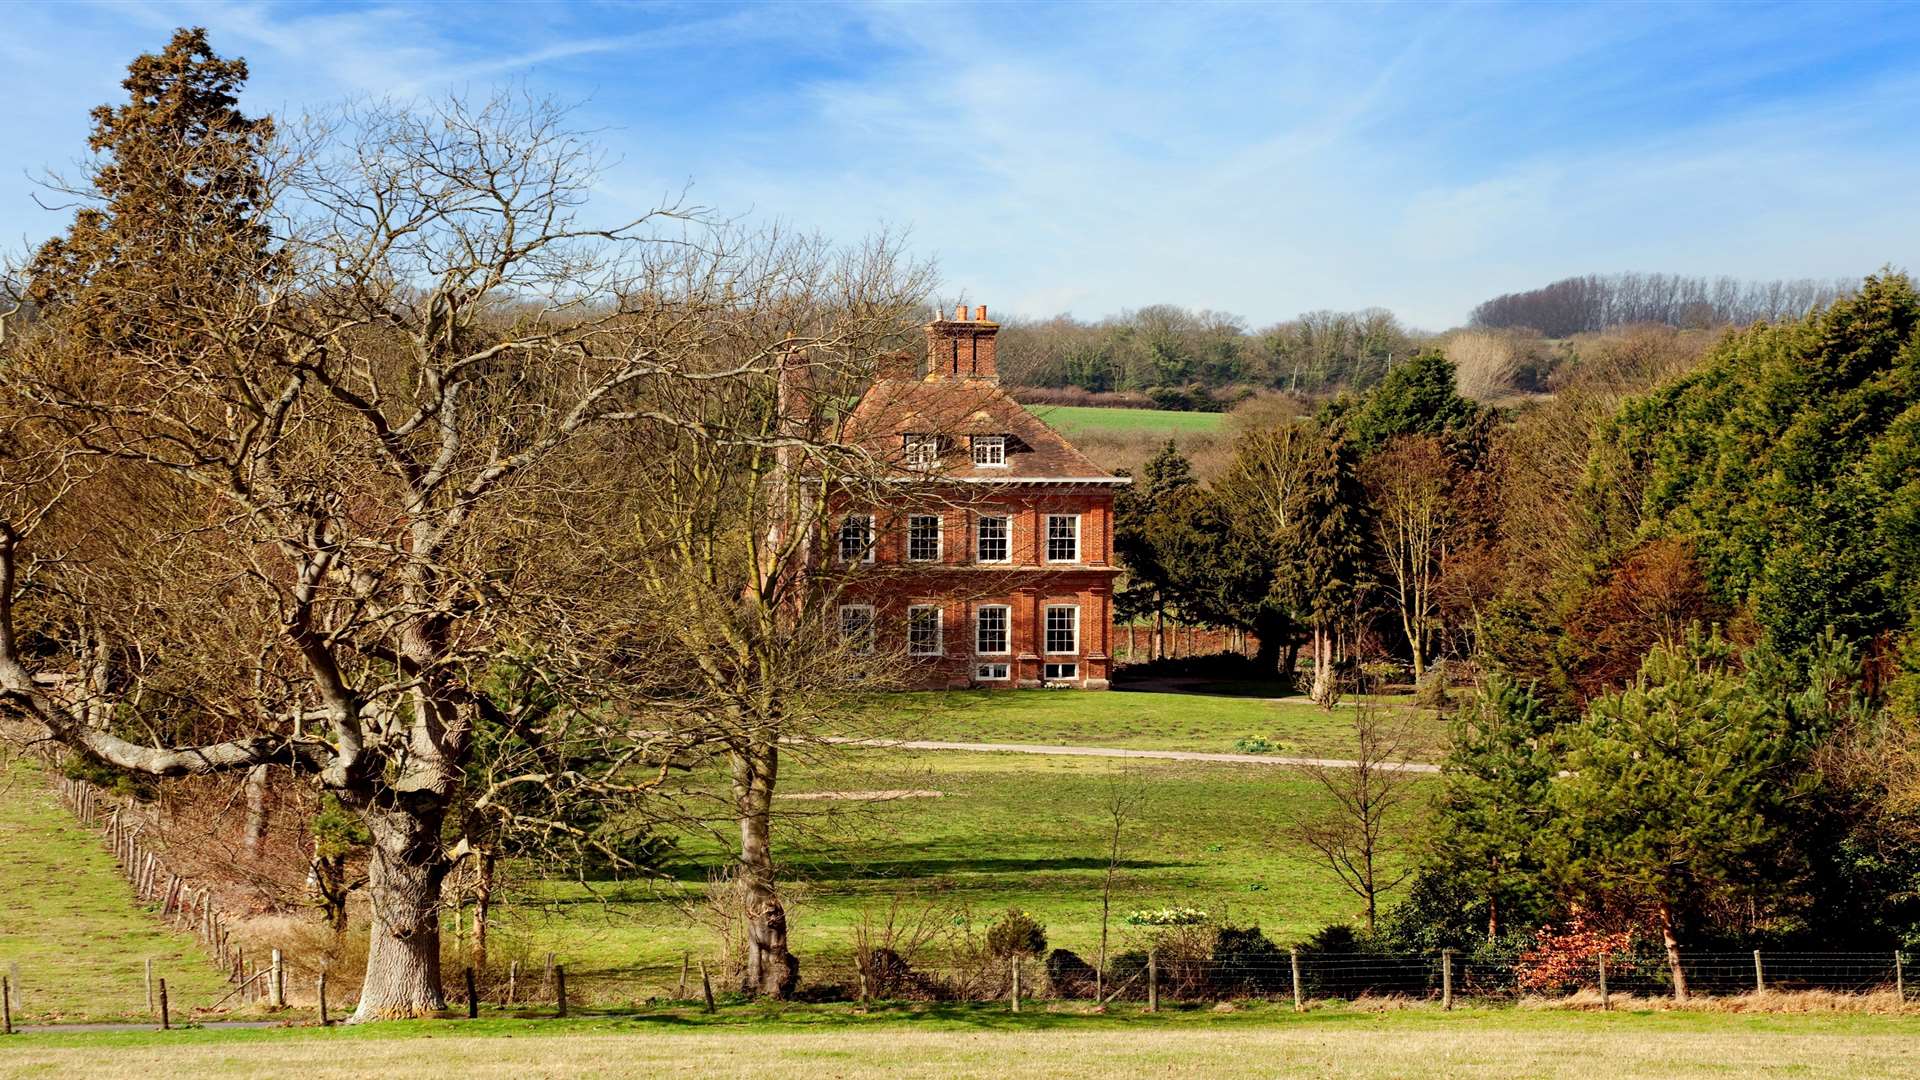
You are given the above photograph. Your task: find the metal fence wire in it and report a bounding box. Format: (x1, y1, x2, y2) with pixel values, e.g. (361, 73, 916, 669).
(449, 950, 1914, 1016)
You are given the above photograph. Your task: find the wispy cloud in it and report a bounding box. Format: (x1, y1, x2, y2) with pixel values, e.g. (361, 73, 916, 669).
(4, 0, 1916, 327)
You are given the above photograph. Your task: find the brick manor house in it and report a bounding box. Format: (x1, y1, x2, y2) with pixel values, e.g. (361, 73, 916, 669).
(835, 304, 1128, 690)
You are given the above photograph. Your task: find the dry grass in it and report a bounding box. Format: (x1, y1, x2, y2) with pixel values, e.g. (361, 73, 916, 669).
(6, 1009, 1920, 1079)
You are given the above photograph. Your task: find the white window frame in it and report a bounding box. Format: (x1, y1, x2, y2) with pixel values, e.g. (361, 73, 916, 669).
(907, 604, 944, 657)
(970, 435, 1008, 468)
(839, 514, 875, 563)
(838, 604, 875, 655)
(907, 514, 943, 562)
(975, 662, 1011, 682)
(975, 604, 1011, 656)
(1045, 514, 1081, 564)
(904, 434, 940, 469)
(1043, 662, 1079, 682)
(1044, 604, 1080, 655)
(975, 514, 1011, 564)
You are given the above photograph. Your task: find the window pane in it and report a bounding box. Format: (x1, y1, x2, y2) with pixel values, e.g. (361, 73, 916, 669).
(976, 606, 1009, 654)
(971, 435, 1005, 467)
(839, 606, 874, 654)
(840, 515, 872, 561)
(1046, 515, 1079, 562)
(908, 514, 941, 561)
(908, 606, 942, 655)
(976, 516, 1009, 562)
(1045, 605, 1078, 654)
(905, 434, 939, 468)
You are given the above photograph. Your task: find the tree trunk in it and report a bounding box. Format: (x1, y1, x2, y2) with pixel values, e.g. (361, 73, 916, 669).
(348, 797, 449, 1022)
(241, 765, 269, 859)
(732, 740, 798, 999)
(1309, 622, 1337, 706)
(471, 851, 495, 977)
(1660, 905, 1688, 1002)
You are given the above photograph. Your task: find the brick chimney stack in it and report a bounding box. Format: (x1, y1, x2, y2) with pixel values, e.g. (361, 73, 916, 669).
(923, 301, 998, 382)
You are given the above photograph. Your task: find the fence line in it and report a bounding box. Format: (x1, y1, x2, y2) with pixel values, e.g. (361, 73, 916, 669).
(44, 771, 301, 1016)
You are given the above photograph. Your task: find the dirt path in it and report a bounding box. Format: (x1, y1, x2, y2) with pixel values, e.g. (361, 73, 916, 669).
(816, 736, 1440, 774)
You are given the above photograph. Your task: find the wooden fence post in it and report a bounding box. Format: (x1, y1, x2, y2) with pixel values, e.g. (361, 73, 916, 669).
(270, 950, 285, 1008)
(699, 960, 716, 1014)
(554, 965, 567, 1018)
(2, 974, 12, 1035)
(1753, 950, 1765, 994)
(157, 978, 169, 1031)
(1441, 949, 1454, 1011)
(506, 960, 518, 1007)
(1147, 950, 1158, 1013)
(1010, 955, 1021, 1013)
(1598, 956, 1609, 1011)
(145, 957, 154, 1012)
(679, 951, 690, 999)
(465, 967, 479, 1019)
(1290, 947, 1304, 1013)
(318, 974, 330, 1026)
(544, 952, 555, 1001)
(1897, 952, 1906, 1000)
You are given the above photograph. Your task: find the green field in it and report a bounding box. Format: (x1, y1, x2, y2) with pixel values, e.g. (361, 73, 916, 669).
(885, 688, 1445, 759)
(6, 1007, 1917, 1079)
(490, 748, 1402, 979)
(0, 759, 230, 1022)
(485, 689, 1448, 975)
(1025, 404, 1228, 439)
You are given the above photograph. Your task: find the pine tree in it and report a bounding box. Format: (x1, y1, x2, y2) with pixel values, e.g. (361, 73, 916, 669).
(1546, 629, 1808, 999)
(1429, 676, 1554, 938)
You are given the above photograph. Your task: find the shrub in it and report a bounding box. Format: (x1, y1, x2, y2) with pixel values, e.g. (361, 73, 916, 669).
(1415, 659, 1453, 711)
(985, 908, 1047, 958)
(1212, 925, 1291, 995)
(1044, 948, 1099, 998)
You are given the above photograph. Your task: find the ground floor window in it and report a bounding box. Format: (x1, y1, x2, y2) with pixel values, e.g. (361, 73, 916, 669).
(1044, 604, 1079, 654)
(838, 604, 874, 654)
(975, 605, 1010, 654)
(1043, 662, 1078, 681)
(908, 605, 943, 656)
(975, 662, 1010, 681)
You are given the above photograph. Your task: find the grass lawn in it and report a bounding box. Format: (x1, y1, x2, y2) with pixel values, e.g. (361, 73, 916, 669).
(882, 688, 1448, 760)
(7, 1005, 1918, 1078)
(487, 748, 1411, 979)
(1026, 404, 1227, 439)
(0, 760, 230, 1022)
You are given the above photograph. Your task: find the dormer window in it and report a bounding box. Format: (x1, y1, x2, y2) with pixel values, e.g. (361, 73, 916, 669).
(904, 434, 939, 469)
(970, 435, 1007, 467)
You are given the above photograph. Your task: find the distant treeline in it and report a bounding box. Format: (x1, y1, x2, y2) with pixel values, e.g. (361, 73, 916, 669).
(1468, 272, 1858, 338)
(998, 305, 1420, 401)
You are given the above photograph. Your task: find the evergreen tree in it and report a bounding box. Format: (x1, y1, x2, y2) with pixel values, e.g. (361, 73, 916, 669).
(1546, 629, 1810, 998)
(1428, 676, 1555, 938)
(1114, 441, 1197, 657)
(26, 26, 279, 361)
(1331, 349, 1483, 456)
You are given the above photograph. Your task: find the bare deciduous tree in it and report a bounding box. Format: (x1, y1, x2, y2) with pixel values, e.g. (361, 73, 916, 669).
(0, 32, 929, 1020)
(1288, 698, 1422, 933)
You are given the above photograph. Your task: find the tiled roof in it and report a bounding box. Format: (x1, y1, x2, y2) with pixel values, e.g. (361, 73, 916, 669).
(842, 376, 1122, 482)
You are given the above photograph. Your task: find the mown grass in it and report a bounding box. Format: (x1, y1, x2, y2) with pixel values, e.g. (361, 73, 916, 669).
(488, 747, 1412, 975)
(0, 760, 230, 1022)
(1026, 404, 1227, 438)
(7, 1004, 1918, 1079)
(885, 688, 1447, 759)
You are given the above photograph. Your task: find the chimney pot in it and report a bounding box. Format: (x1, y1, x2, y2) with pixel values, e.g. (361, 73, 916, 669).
(974, 305, 987, 321)
(954, 303, 967, 321)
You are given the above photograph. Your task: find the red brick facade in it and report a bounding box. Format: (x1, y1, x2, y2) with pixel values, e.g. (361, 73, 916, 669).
(836, 306, 1127, 690)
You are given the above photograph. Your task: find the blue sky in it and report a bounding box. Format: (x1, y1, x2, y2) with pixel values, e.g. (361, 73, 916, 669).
(2, 0, 1916, 329)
